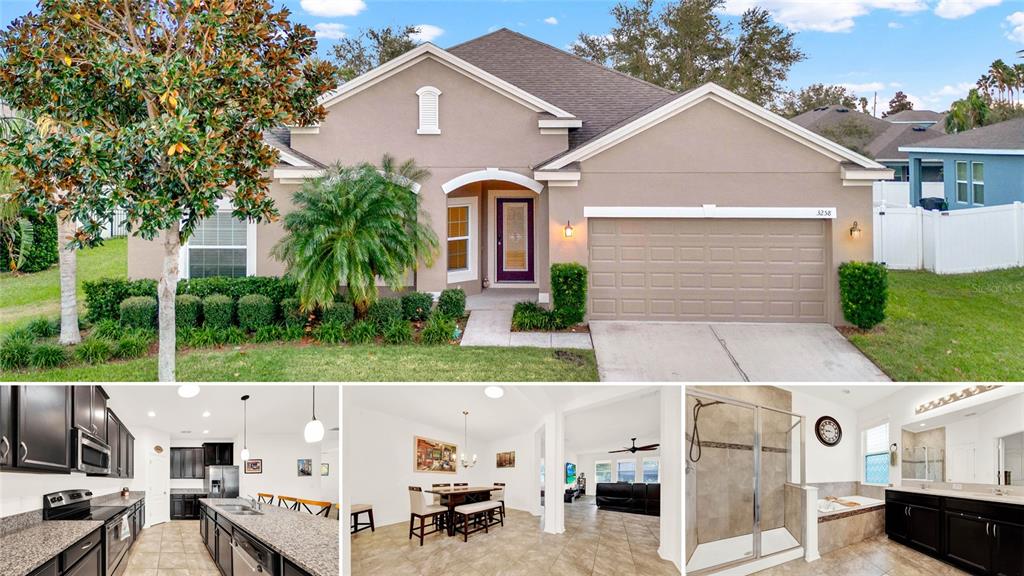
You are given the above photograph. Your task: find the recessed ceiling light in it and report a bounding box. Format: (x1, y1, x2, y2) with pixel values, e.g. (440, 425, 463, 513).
(202, 430, 209, 435)
(177, 385, 200, 399)
(202, 411, 211, 418)
(920, 423, 927, 427)
(484, 386, 504, 399)
(147, 411, 156, 418)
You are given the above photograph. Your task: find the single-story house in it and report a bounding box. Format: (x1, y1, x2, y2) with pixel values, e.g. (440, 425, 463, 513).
(128, 29, 892, 325)
(901, 117, 1024, 209)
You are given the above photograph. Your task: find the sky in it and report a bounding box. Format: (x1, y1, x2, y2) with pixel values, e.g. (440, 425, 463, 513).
(2, 0, 1024, 115)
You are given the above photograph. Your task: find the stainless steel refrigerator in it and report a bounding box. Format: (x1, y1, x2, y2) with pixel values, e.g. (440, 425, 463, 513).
(205, 466, 239, 497)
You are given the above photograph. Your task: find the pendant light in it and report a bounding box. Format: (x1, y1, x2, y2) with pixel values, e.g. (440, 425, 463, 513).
(239, 395, 250, 462)
(304, 386, 325, 443)
(460, 410, 477, 468)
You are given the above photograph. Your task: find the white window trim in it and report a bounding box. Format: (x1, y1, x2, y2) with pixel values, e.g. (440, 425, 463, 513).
(416, 86, 442, 135)
(971, 161, 985, 206)
(641, 456, 661, 483)
(861, 420, 891, 487)
(955, 161, 969, 205)
(179, 199, 257, 280)
(446, 197, 477, 284)
(594, 460, 612, 484)
(616, 458, 637, 483)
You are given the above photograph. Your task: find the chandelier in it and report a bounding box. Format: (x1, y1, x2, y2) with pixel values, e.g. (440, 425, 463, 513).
(460, 410, 477, 468)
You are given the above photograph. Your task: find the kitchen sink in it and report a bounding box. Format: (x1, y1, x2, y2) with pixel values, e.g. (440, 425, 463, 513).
(218, 505, 263, 515)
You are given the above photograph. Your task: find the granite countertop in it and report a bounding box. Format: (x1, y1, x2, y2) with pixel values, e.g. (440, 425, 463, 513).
(0, 520, 103, 576)
(170, 489, 209, 495)
(94, 490, 146, 507)
(888, 486, 1024, 506)
(201, 498, 338, 576)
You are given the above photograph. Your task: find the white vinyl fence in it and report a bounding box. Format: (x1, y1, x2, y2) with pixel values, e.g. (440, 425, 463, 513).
(872, 181, 944, 207)
(99, 209, 129, 239)
(874, 202, 1024, 274)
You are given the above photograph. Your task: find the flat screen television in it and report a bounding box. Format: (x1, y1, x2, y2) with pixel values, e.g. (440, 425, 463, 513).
(565, 462, 577, 485)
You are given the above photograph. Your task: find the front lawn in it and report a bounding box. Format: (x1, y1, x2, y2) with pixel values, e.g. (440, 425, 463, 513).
(845, 268, 1024, 381)
(0, 238, 127, 335)
(0, 342, 598, 381)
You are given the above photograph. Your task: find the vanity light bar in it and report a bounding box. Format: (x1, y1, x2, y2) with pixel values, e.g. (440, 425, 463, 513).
(915, 385, 1002, 415)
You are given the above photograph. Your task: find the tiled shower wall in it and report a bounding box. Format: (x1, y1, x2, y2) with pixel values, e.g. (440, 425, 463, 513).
(685, 435, 697, 563)
(902, 427, 945, 481)
(783, 483, 803, 545)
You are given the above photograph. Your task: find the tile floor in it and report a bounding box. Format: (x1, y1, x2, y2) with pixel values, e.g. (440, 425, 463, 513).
(122, 520, 220, 576)
(351, 496, 680, 576)
(751, 534, 971, 576)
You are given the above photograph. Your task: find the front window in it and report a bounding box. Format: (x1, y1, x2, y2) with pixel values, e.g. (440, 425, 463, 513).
(447, 206, 469, 271)
(642, 457, 660, 483)
(955, 161, 968, 204)
(187, 211, 249, 278)
(971, 162, 984, 205)
(864, 422, 890, 485)
(595, 461, 612, 483)
(617, 460, 636, 483)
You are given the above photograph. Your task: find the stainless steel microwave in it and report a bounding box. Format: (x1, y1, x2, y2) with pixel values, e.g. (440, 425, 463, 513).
(73, 428, 111, 474)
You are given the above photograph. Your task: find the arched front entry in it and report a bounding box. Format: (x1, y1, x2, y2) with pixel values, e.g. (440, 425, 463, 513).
(440, 168, 546, 295)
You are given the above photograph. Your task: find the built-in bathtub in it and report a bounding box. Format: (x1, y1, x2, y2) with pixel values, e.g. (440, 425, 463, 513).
(817, 495, 884, 517)
(816, 495, 885, 555)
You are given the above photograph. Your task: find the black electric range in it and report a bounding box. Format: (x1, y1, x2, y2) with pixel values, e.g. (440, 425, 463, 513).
(43, 490, 135, 576)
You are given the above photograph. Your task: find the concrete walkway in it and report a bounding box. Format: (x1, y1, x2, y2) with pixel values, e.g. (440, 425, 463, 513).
(460, 288, 592, 349)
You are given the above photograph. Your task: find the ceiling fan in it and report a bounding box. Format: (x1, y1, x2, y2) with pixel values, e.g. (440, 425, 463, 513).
(609, 438, 660, 454)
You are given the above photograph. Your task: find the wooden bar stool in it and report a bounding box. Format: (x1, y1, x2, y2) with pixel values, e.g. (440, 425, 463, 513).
(277, 495, 299, 510)
(257, 493, 275, 505)
(351, 504, 374, 534)
(297, 498, 332, 517)
(408, 486, 446, 546)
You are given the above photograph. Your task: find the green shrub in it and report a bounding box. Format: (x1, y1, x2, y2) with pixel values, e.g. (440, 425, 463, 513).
(15, 212, 58, 273)
(348, 320, 377, 344)
(238, 294, 275, 331)
(184, 327, 219, 348)
(367, 297, 402, 329)
(551, 263, 587, 328)
(401, 292, 434, 321)
(838, 262, 888, 329)
(382, 319, 413, 344)
(421, 313, 456, 345)
(92, 318, 121, 340)
(175, 294, 202, 329)
(512, 301, 554, 331)
(320, 301, 354, 326)
(29, 344, 67, 369)
(280, 298, 306, 328)
(114, 331, 151, 359)
(436, 289, 466, 319)
(177, 276, 297, 304)
(223, 326, 248, 345)
(0, 333, 34, 371)
(281, 325, 305, 341)
(252, 325, 282, 343)
(26, 317, 59, 338)
(202, 294, 234, 328)
(74, 337, 114, 365)
(83, 278, 157, 322)
(313, 320, 347, 344)
(119, 296, 158, 329)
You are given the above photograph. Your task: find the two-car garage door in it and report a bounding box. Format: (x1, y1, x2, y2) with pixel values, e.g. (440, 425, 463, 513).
(588, 218, 829, 322)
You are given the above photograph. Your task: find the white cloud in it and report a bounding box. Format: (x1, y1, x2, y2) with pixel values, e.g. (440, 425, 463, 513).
(887, 21, 903, 28)
(409, 24, 444, 43)
(312, 23, 347, 40)
(1006, 11, 1024, 42)
(934, 0, 1001, 19)
(842, 81, 887, 93)
(300, 0, 366, 17)
(931, 82, 974, 98)
(721, 0, 926, 33)
(544, 16, 559, 25)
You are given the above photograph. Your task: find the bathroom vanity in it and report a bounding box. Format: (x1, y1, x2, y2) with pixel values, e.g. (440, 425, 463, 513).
(885, 487, 1024, 576)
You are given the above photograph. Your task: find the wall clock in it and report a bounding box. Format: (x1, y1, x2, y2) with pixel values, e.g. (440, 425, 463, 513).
(815, 416, 843, 446)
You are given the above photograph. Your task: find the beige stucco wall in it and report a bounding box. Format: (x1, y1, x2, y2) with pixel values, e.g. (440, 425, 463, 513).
(548, 98, 874, 325)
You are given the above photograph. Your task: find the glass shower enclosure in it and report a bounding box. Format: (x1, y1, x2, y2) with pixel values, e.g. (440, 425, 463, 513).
(685, 389, 806, 575)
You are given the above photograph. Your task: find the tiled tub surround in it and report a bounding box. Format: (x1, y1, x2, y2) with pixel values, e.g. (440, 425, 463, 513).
(816, 500, 885, 555)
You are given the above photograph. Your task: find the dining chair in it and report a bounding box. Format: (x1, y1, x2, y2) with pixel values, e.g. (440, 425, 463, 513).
(431, 483, 451, 530)
(351, 504, 374, 533)
(277, 495, 299, 510)
(257, 493, 274, 505)
(408, 486, 447, 546)
(297, 498, 332, 517)
(492, 483, 506, 519)
(452, 499, 503, 542)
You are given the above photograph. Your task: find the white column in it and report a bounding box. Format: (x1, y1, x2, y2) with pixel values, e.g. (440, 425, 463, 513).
(659, 385, 682, 571)
(543, 411, 565, 534)
(803, 485, 820, 561)
(341, 395, 352, 576)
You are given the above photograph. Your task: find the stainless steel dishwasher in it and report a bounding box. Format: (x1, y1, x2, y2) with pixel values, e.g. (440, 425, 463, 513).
(232, 529, 275, 576)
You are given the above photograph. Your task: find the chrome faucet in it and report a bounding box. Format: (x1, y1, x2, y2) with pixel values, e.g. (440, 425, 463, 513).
(246, 495, 262, 511)
(992, 486, 1012, 496)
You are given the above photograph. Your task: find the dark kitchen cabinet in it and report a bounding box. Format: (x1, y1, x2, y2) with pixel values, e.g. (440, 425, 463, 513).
(0, 386, 12, 468)
(170, 447, 205, 479)
(946, 512, 991, 573)
(886, 491, 940, 555)
(63, 539, 101, 576)
(992, 521, 1024, 576)
(203, 442, 233, 466)
(171, 496, 185, 519)
(72, 386, 107, 442)
(204, 512, 215, 556)
(171, 494, 204, 520)
(118, 424, 128, 478)
(907, 504, 941, 554)
(126, 433, 134, 479)
(283, 558, 313, 576)
(215, 524, 232, 576)
(16, 385, 72, 472)
(107, 412, 122, 477)
(27, 558, 58, 576)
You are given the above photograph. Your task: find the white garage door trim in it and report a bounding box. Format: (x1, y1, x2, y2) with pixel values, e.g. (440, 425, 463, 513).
(583, 205, 838, 219)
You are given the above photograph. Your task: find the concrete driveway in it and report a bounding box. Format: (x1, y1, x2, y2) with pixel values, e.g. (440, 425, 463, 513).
(590, 321, 889, 382)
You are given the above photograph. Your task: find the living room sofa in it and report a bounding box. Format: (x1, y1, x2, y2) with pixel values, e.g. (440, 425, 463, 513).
(595, 482, 660, 516)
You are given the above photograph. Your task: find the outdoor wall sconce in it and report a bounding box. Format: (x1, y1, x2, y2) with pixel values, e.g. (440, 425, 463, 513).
(849, 221, 862, 240)
(564, 220, 574, 238)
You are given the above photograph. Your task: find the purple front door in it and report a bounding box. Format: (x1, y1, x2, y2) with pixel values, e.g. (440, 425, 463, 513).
(496, 198, 534, 282)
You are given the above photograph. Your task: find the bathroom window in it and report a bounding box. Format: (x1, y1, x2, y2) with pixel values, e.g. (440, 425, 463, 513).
(864, 422, 890, 485)
(617, 460, 636, 483)
(642, 457, 660, 483)
(595, 461, 612, 483)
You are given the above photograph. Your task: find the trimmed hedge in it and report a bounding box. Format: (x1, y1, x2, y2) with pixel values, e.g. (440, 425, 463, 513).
(120, 296, 158, 329)
(838, 262, 888, 330)
(84, 278, 157, 322)
(367, 297, 402, 330)
(320, 301, 354, 326)
(238, 294, 275, 331)
(401, 292, 434, 321)
(202, 294, 234, 328)
(280, 298, 307, 328)
(512, 301, 553, 331)
(436, 288, 465, 319)
(175, 294, 202, 329)
(16, 212, 58, 273)
(551, 262, 587, 328)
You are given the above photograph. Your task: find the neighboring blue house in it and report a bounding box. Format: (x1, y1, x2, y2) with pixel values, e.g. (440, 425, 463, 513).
(900, 117, 1024, 209)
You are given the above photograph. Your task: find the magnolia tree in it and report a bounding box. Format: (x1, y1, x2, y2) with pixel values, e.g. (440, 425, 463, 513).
(0, 0, 337, 380)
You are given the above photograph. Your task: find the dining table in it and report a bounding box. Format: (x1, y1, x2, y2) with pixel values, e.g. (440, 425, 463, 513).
(423, 486, 502, 536)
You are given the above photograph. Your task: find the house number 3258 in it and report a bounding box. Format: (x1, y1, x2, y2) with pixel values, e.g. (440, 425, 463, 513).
(816, 209, 833, 217)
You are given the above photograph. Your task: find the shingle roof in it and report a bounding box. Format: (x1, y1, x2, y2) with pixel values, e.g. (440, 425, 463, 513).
(867, 123, 946, 160)
(790, 105, 891, 135)
(885, 109, 945, 123)
(263, 127, 325, 168)
(447, 28, 675, 149)
(905, 117, 1024, 150)
(790, 105, 951, 160)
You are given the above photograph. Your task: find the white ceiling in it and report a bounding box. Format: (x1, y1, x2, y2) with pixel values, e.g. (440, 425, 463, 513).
(564, 389, 660, 455)
(780, 385, 907, 410)
(107, 385, 340, 444)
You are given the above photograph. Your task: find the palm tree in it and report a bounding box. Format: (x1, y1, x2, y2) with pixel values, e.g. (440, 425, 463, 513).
(945, 89, 991, 133)
(272, 155, 439, 316)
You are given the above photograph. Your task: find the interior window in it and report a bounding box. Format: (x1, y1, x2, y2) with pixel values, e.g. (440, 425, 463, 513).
(447, 205, 469, 271)
(188, 212, 248, 278)
(595, 461, 612, 483)
(617, 460, 636, 483)
(642, 457, 660, 483)
(864, 422, 890, 485)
